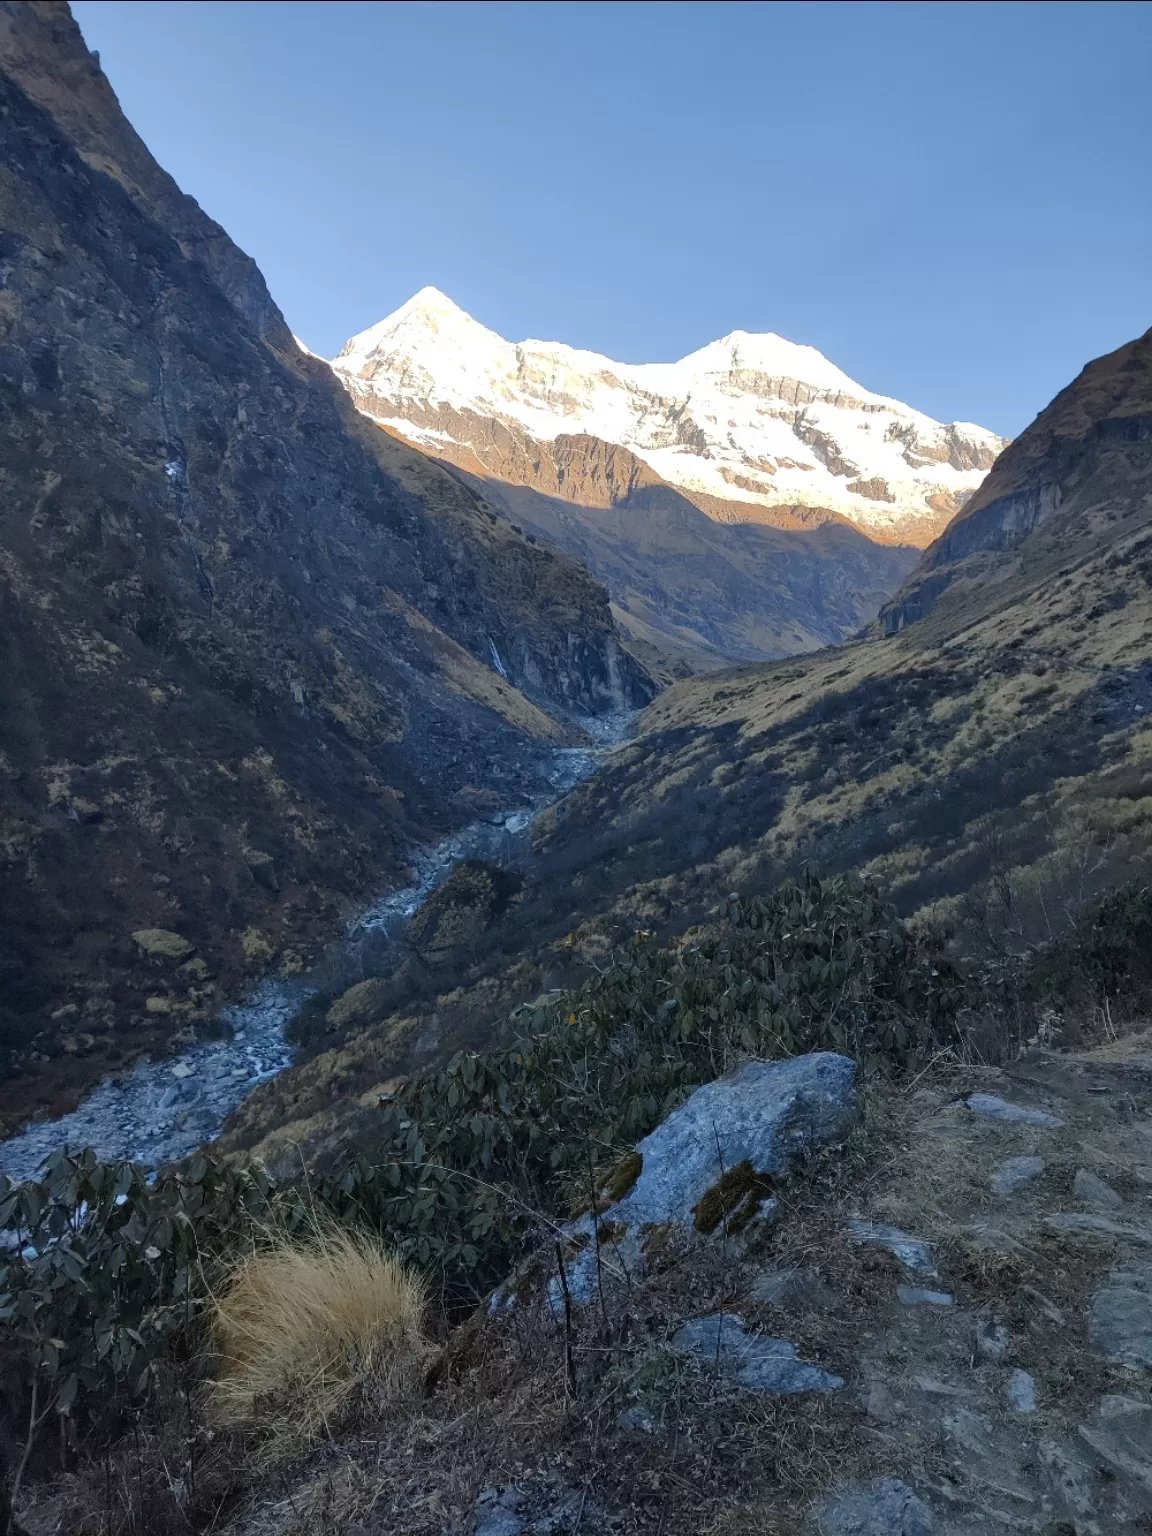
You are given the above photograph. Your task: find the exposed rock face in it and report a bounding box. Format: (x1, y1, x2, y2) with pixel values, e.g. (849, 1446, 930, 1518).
(881, 328, 1152, 633)
(379, 417, 920, 675)
(0, 2, 648, 1130)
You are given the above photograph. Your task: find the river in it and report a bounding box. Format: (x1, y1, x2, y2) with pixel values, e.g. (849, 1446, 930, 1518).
(0, 719, 626, 1186)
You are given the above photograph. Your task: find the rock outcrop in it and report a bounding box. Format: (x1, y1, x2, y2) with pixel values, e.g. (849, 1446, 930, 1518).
(880, 327, 1152, 633)
(0, 2, 648, 1131)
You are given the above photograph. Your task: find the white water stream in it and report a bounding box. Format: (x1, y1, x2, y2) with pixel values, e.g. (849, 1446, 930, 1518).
(0, 725, 624, 1186)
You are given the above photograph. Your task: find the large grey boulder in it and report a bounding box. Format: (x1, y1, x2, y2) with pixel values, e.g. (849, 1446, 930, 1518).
(610, 1052, 857, 1233)
(815, 1477, 934, 1535)
(524, 1053, 857, 1314)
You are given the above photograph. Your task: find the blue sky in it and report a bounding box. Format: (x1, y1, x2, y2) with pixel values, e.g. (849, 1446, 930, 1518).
(72, 0, 1150, 437)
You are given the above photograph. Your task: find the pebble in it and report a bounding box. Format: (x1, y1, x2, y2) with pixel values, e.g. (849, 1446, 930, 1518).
(990, 1155, 1046, 1195)
(897, 1285, 953, 1307)
(966, 1093, 1064, 1128)
(913, 1375, 971, 1397)
(1008, 1368, 1037, 1413)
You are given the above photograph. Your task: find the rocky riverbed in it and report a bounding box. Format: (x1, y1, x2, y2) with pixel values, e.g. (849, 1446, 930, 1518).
(0, 726, 626, 1187)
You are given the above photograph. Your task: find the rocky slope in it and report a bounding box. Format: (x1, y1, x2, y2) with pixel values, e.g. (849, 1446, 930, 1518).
(333, 288, 1006, 549)
(0, 2, 649, 1133)
(881, 326, 1152, 633)
(385, 421, 918, 680)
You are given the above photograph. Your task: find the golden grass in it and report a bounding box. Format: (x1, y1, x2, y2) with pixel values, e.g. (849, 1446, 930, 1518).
(209, 1218, 427, 1452)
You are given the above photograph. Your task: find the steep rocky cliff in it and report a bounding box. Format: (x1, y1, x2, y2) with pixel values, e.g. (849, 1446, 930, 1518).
(881, 328, 1152, 633)
(0, 1, 648, 1132)
(364, 415, 917, 678)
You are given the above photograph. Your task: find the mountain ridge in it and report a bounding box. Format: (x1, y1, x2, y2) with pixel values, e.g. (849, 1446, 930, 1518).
(331, 285, 1007, 548)
(0, 2, 648, 1134)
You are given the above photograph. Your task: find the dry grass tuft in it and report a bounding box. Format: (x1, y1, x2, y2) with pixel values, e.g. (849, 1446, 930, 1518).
(209, 1217, 428, 1453)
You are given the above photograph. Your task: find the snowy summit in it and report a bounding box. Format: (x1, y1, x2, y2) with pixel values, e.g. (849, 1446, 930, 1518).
(329, 288, 1006, 545)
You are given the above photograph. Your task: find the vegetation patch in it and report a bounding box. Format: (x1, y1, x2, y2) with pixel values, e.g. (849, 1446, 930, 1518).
(692, 1160, 776, 1235)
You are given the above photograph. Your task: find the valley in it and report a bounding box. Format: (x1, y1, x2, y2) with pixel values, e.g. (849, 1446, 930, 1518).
(1, 5, 1150, 1535)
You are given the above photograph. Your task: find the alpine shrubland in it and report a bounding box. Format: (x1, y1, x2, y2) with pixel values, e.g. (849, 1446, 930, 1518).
(3, 871, 1150, 1531)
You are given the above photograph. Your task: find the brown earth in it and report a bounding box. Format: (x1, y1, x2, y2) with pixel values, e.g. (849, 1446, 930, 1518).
(0, 2, 650, 1134)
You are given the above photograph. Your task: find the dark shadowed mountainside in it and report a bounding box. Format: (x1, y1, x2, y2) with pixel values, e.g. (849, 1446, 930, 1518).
(0, 1, 650, 1132)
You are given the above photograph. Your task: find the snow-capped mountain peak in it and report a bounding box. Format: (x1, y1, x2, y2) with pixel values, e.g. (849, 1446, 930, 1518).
(331, 292, 1007, 545)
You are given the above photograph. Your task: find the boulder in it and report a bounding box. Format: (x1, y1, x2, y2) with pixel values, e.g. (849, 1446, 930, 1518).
(607, 1052, 856, 1236)
(326, 976, 389, 1031)
(131, 928, 193, 962)
(540, 1054, 856, 1311)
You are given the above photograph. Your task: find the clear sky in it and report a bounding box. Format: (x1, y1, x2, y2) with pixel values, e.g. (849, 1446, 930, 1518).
(71, 0, 1150, 437)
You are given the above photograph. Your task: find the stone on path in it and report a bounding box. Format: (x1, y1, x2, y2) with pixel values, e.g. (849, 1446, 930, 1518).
(966, 1093, 1063, 1128)
(749, 1266, 825, 1306)
(990, 1155, 1046, 1195)
(1008, 1368, 1037, 1413)
(670, 1313, 843, 1394)
(1079, 1395, 1152, 1494)
(975, 1319, 1010, 1361)
(897, 1286, 952, 1307)
(849, 1219, 937, 1276)
(1045, 1213, 1152, 1244)
(1073, 1168, 1123, 1208)
(1089, 1263, 1152, 1368)
(815, 1477, 934, 1535)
